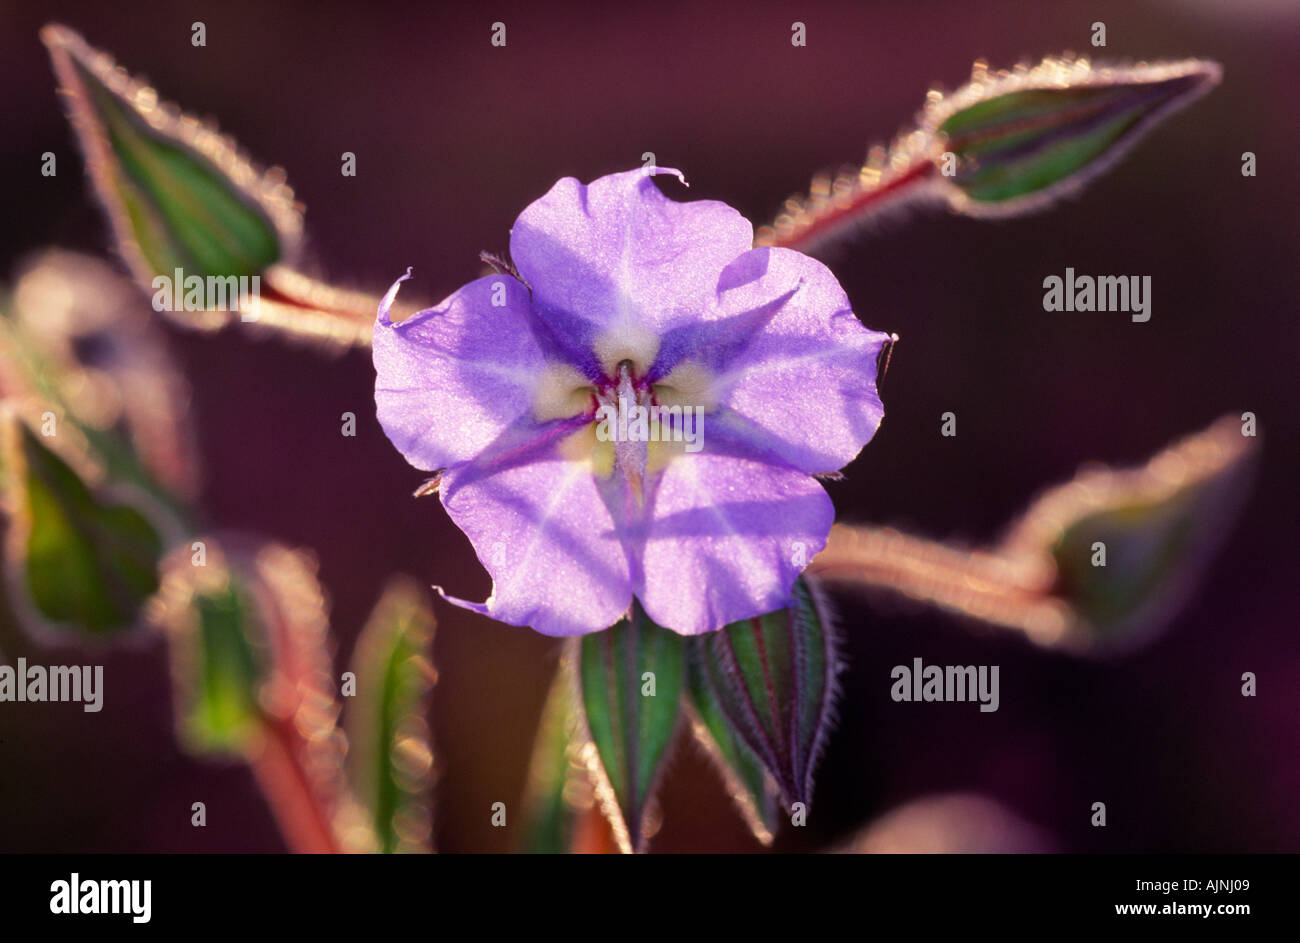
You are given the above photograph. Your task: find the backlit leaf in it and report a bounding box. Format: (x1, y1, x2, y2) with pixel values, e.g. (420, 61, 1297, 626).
(347, 577, 436, 853)
(691, 578, 839, 810)
(685, 649, 780, 845)
(520, 660, 587, 854)
(0, 410, 164, 637)
(152, 538, 371, 852)
(576, 604, 684, 854)
(999, 414, 1257, 648)
(41, 24, 301, 288)
(758, 55, 1220, 250)
(933, 56, 1221, 215)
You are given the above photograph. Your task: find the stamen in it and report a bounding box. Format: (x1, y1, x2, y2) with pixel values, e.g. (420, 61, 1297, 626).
(614, 361, 648, 504)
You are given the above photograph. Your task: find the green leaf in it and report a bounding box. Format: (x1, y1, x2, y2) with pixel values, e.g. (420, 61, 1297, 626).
(346, 577, 436, 853)
(153, 547, 265, 753)
(184, 578, 265, 752)
(577, 604, 685, 854)
(1, 411, 164, 636)
(1001, 414, 1257, 648)
(932, 56, 1221, 215)
(685, 651, 780, 845)
(758, 54, 1220, 252)
(157, 540, 371, 852)
(520, 661, 583, 853)
(41, 24, 301, 287)
(7, 250, 202, 503)
(692, 578, 839, 810)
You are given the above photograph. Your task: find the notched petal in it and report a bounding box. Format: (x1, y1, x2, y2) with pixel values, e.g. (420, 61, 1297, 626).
(637, 444, 835, 634)
(508, 168, 755, 364)
(704, 247, 891, 473)
(436, 449, 635, 636)
(372, 271, 546, 471)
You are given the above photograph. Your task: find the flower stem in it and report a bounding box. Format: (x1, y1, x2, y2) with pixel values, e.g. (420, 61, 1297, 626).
(756, 160, 940, 253)
(246, 714, 344, 854)
(236, 266, 385, 348)
(570, 804, 621, 854)
(809, 524, 1086, 650)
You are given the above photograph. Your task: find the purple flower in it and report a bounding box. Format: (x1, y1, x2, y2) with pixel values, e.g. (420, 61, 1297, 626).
(373, 168, 890, 636)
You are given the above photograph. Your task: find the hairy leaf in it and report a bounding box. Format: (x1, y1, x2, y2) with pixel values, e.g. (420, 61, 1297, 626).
(692, 578, 839, 811)
(686, 649, 780, 845)
(576, 605, 684, 854)
(933, 57, 1221, 215)
(759, 55, 1220, 250)
(41, 25, 301, 288)
(814, 416, 1257, 653)
(1000, 414, 1257, 648)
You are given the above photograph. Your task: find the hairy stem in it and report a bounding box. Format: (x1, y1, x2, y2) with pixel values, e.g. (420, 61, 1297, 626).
(756, 159, 940, 253)
(570, 803, 622, 854)
(247, 714, 343, 854)
(240, 266, 385, 348)
(809, 524, 1085, 650)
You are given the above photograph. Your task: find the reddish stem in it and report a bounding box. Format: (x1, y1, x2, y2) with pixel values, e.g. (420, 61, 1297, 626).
(571, 804, 621, 854)
(761, 161, 939, 253)
(247, 714, 342, 854)
(809, 524, 1085, 651)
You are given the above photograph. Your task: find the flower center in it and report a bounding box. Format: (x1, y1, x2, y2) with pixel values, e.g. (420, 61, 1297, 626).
(537, 357, 715, 501)
(594, 361, 652, 501)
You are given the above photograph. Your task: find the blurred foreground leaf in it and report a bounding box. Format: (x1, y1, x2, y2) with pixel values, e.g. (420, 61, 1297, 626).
(152, 541, 264, 753)
(347, 577, 436, 853)
(576, 605, 684, 854)
(8, 250, 201, 500)
(153, 538, 372, 852)
(691, 578, 840, 812)
(832, 793, 1054, 854)
(41, 24, 300, 289)
(0, 409, 164, 637)
(520, 660, 588, 853)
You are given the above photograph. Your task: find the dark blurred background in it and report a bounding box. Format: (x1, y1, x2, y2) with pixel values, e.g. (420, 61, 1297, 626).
(0, 0, 1296, 852)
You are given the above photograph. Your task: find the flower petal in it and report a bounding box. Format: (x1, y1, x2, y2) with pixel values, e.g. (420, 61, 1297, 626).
(684, 247, 891, 474)
(437, 434, 634, 636)
(373, 271, 547, 471)
(635, 439, 835, 635)
(509, 168, 754, 372)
